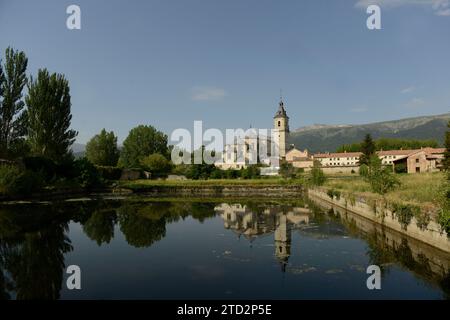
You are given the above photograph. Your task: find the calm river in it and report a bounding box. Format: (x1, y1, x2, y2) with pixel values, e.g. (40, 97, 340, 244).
(0, 196, 449, 299)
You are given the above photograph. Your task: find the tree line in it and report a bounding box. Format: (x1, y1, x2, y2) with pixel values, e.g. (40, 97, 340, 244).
(336, 137, 439, 153)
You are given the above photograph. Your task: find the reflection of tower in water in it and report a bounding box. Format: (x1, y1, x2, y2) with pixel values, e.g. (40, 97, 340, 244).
(274, 214, 291, 273)
(216, 204, 309, 273)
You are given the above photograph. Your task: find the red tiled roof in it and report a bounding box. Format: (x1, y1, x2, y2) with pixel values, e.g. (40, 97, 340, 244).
(377, 147, 445, 156)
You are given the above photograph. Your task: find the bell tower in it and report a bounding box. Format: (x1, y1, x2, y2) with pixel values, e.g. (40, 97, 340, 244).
(273, 96, 289, 159)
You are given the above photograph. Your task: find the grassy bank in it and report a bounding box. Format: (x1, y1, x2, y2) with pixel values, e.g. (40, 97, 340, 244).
(324, 172, 446, 225)
(119, 178, 303, 189)
(325, 172, 443, 207)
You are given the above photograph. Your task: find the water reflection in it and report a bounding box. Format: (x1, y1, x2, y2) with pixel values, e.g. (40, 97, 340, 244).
(0, 198, 448, 299)
(217, 204, 310, 272)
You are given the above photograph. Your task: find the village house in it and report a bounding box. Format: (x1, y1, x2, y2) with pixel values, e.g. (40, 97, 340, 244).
(285, 147, 445, 174)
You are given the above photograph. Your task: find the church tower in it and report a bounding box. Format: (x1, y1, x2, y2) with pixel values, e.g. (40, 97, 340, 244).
(273, 97, 289, 159)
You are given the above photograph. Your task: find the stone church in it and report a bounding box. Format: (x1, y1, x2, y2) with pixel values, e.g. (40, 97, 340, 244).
(215, 98, 290, 170)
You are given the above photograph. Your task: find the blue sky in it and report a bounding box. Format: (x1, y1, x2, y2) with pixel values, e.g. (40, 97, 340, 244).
(1, 0, 449, 144)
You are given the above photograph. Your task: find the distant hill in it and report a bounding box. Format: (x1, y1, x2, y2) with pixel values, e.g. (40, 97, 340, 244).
(71, 143, 86, 158)
(288, 113, 450, 153)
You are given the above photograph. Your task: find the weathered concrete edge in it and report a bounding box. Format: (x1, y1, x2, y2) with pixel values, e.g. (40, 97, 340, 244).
(0, 185, 305, 202)
(308, 188, 450, 253)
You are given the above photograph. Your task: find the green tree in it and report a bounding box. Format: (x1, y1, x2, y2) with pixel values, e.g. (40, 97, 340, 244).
(366, 155, 400, 195)
(85, 129, 120, 166)
(119, 125, 168, 168)
(25, 69, 78, 163)
(241, 165, 260, 179)
(140, 153, 172, 177)
(0, 47, 28, 158)
(279, 160, 295, 179)
(444, 121, 450, 172)
(337, 138, 439, 153)
(310, 160, 326, 186)
(359, 134, 376, 166)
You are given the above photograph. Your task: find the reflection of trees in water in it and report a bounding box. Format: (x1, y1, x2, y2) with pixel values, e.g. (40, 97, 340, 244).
(83, 210, 117, 246)
(0, 206, 72, 300)
(117, 203, 167, 248)
(116, 201, 218, 248)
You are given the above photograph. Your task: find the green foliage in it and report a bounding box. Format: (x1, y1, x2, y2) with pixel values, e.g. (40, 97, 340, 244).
(0, 47, 28, 158)
(85, 129, 119, 166)
(25, 69, 78, 163)
(119, 125, 168, 168)
(437, 178, 450, 234)
(337, 137, 440, 153)
(359, 134, 376, 166)
(310, 160, 326, 186)
(140, 153, 172, 177)
(22, 156, 56, 182)
(359, 164, 369, 177)
(96, 165, 122, 181)
(72, 158, 100, 189)
(366, 155, 400, 195)
(279, 160, 295, 179)
(326, 188, 341, 200)
(0, 164, 43, 196)
(186, 163, 216, 180)
(444, 121, 450, 172)
(394, 162, 407, 174)
(391, 203, 418, 230)
(171, 164, 190, 177)
(240, 165, 260, 179)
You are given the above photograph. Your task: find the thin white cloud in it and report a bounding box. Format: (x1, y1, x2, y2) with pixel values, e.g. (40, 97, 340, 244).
(355, 0, 450, 16)
(404, 97, 426, 108)
(401, 86, 415, 94)
(436, 8, 450, 14)
(191, 86, 227, 101)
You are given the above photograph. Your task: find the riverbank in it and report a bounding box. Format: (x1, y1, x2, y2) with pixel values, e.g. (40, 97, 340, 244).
(117, 178, 304, 198)
(307, 172, 450, 252)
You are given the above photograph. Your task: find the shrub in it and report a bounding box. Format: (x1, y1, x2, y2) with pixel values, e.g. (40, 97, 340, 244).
(310, 160, 326, 186)
(241, 165, 260, 179)
(0, 165, 43, 196)
(73, 158, 101, 189)
(392, 203, 416, 230)
(140, 153, 172, 177)
(22, 156, 57, 182)
(366, 156, 400, 195)
(326, 189, 341, 200)
(210, 168, 224, 179)
(359, 164, 369, 177)
(279, 160, 295, 179)
(96, 166, 122, 180)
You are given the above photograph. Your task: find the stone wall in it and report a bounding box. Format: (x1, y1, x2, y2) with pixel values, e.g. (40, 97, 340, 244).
(308, 188, 450, 253)
(126, 185, 304, 198)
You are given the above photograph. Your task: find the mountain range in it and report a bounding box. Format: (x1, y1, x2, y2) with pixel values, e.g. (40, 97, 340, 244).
(288, 112, 450, 153)
(71, 112, 450, 156)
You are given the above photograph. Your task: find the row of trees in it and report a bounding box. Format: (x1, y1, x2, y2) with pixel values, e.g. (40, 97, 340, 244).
(336, 137, 439, 154)
(85, 125, 169, 170)
(0, 47, 77, 162)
